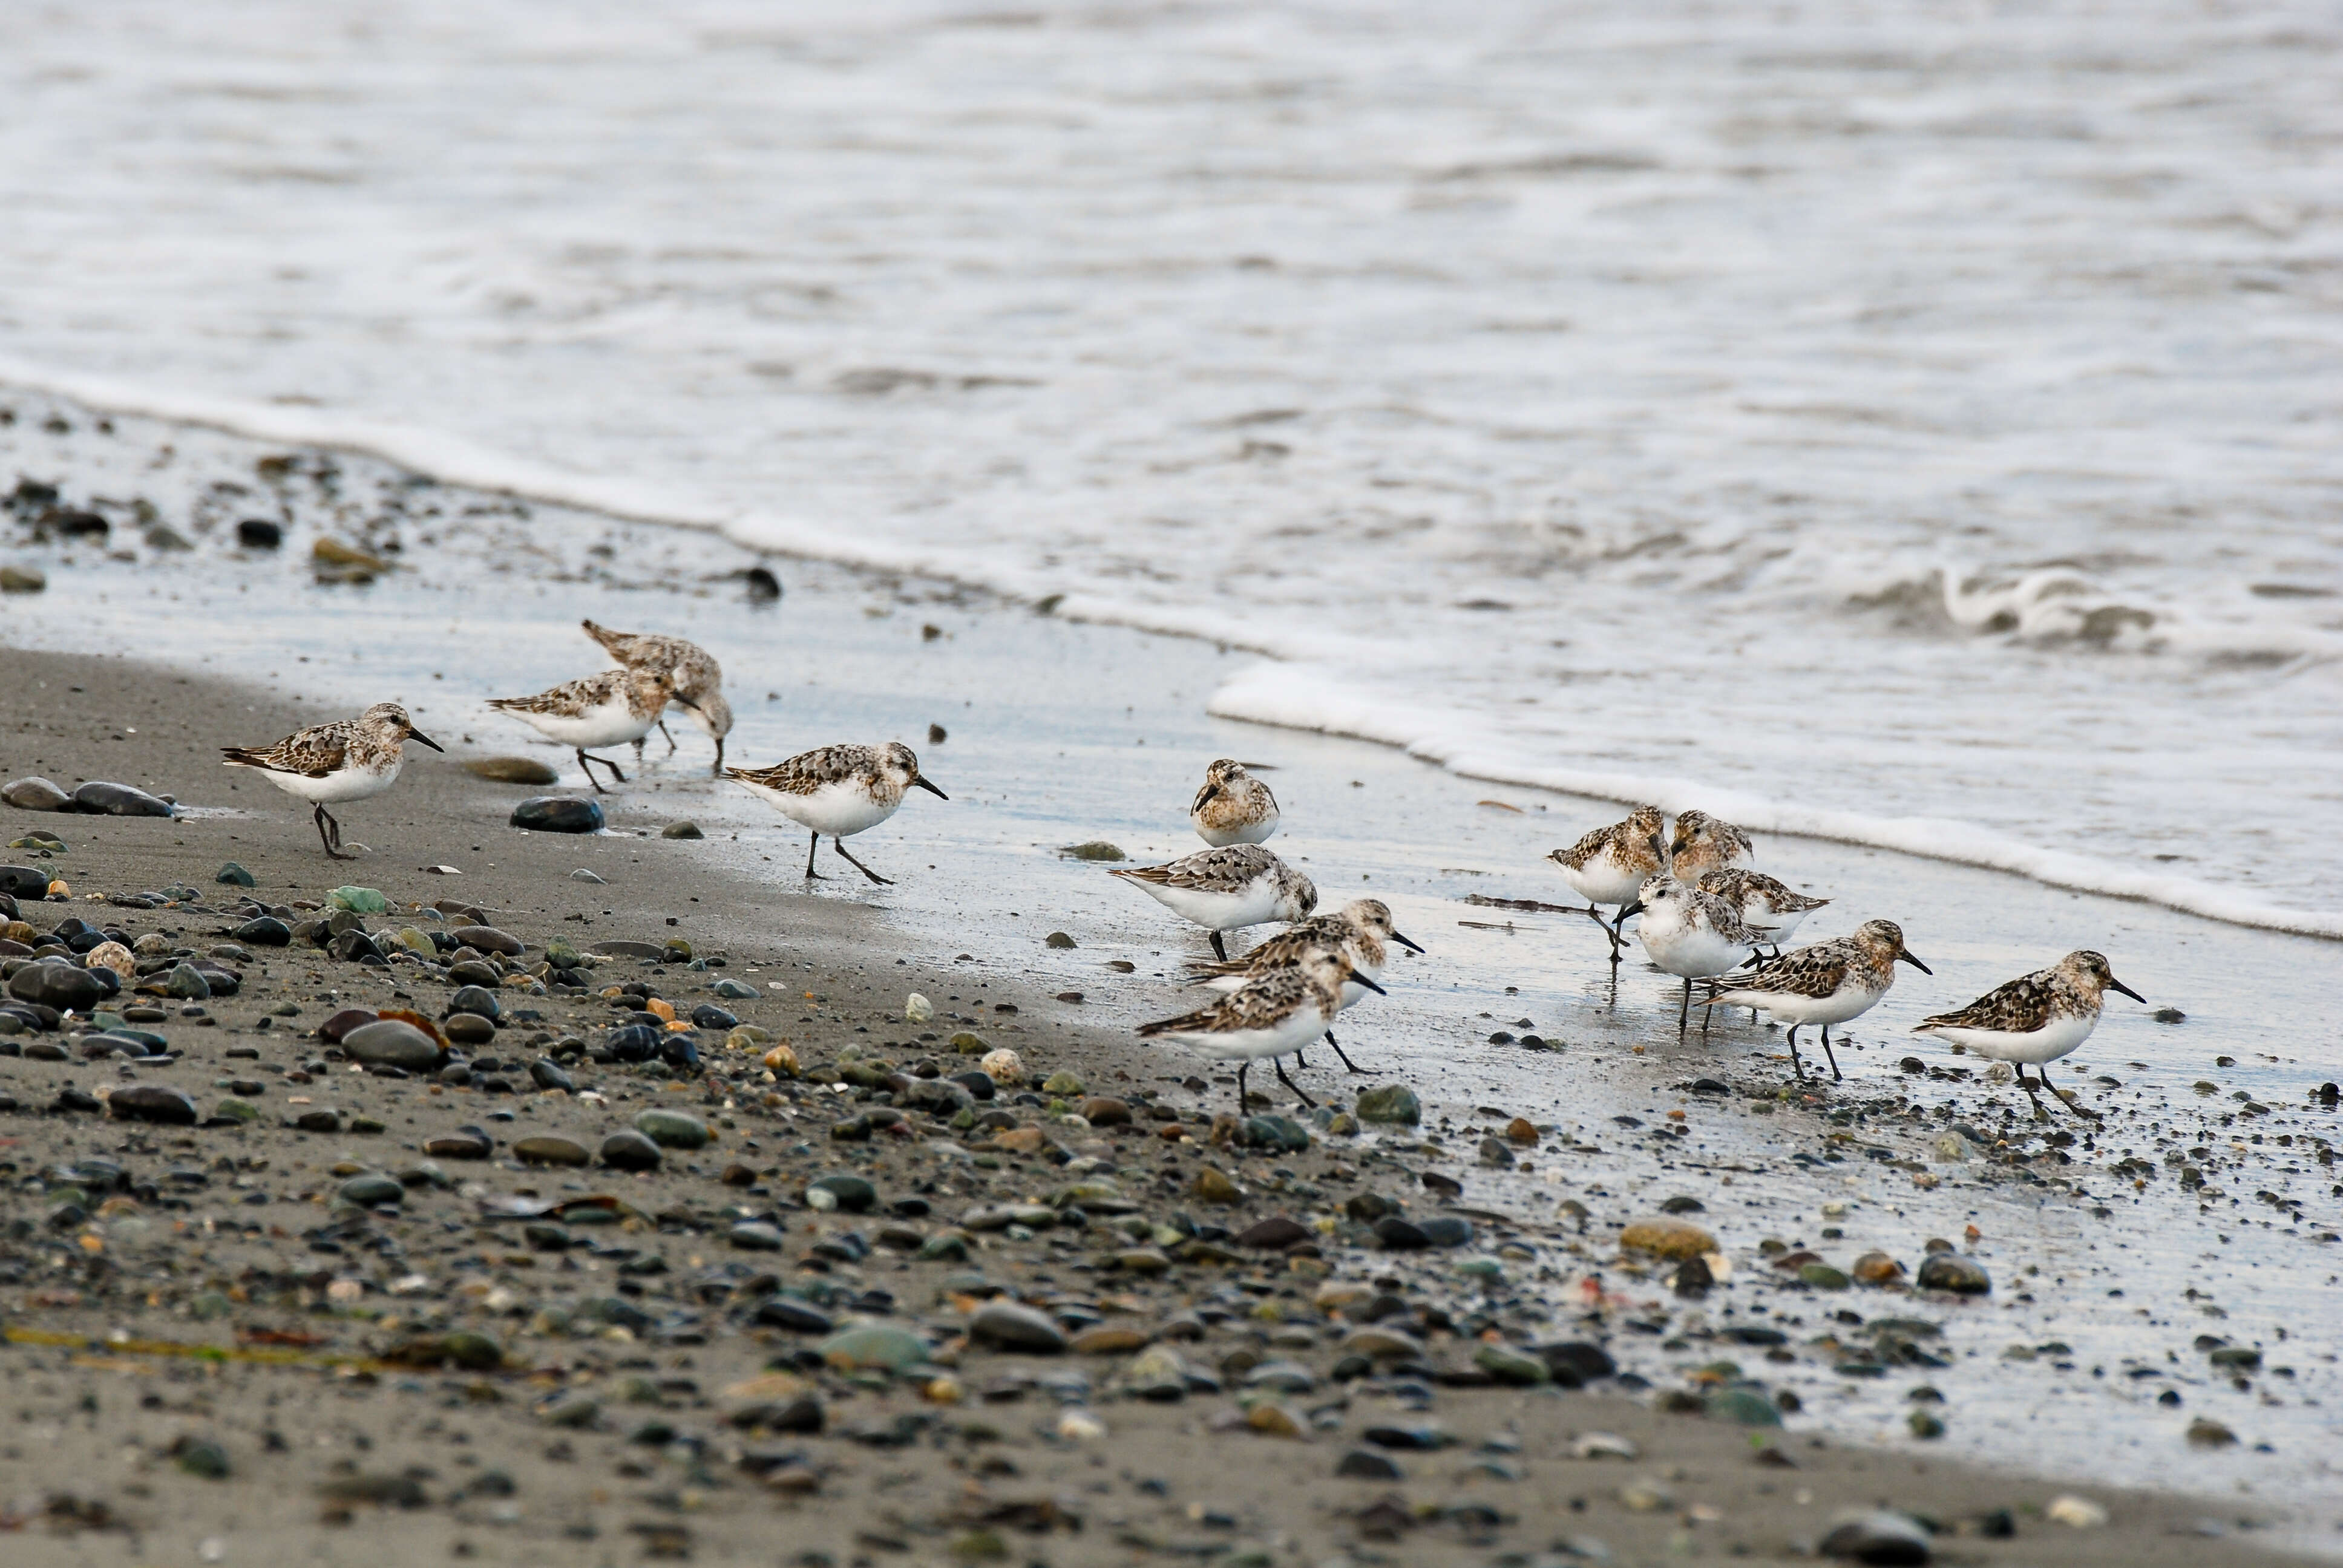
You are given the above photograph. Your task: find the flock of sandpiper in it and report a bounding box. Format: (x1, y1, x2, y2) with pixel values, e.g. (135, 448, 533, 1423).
(220, 621, 2144, 1120)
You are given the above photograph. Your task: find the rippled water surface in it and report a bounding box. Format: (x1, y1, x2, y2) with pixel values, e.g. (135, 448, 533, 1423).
(1, 4, 2339, 914)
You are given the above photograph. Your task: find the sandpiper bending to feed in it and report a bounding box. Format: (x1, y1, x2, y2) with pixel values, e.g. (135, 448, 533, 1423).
(725, 742, 946, 886)
(1696, 867, 1829, 954)
(487, 667, 686, 794)
(1914, 950, 2143, 1120)
(1111, 843, 1317, 962)
(582, 619, 735, 775)
(1702, 918, 1930, 1082)
(1189, 758, 1280, 846)
(221, 701, 441, 860)
(1547, 805, 1665, 956)
(1617, 866, 1756, 1034)
(1669, 809, 1754, 879)
(1140, 948, 1378, 1112)
(1187, 897, 1422, 1071)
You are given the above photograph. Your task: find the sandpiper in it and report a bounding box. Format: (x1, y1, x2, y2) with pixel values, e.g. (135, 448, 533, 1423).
(1914, 950, 2143, 1119)
(1139, 948, 1380, 1111)
(1548, 805, 1665, 957)
(221, 702, 442, 860)
(1111, 844, 1317, 961)
(1617, 868, 1757, 1035)
(582, 619, 735, 776)
(1696, 867, 1829, 953)
(724, 742, 946, 886)
(487, 668, 687, 794)
(1702, 919, 1930, 1081)
(1669, 809, 1754, 879)
(1186, 897, 1422, 1071)
(1190, 758, 1280, 846)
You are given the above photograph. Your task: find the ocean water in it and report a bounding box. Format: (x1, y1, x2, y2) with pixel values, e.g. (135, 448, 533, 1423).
(1, 0, 2341, 935)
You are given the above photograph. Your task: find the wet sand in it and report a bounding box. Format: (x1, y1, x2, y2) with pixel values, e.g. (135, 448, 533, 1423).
(0, 645, 2321, 1567)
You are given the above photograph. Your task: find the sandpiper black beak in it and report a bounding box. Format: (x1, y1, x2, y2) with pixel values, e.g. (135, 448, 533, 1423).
(1351, 972, 1388, 996)
(1195, 783, 1221, 807)
(1617, 900, 1646, 923)
(913, 776, 948, 800)
(2109, 978, 2145, 1004)
(408, 729, 445, 753)
(671, 695, 704, 714)
(1392, 931, 1425, 955)
(1897, 950, 1932, 975)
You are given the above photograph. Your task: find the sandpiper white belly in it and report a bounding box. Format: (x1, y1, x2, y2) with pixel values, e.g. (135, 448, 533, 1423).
(1924, 1013, 2096, 1066)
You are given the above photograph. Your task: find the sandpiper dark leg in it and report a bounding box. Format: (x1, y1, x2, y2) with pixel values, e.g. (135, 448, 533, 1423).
(803, 832, 825, 880)
(1273, 1058, 1318, 1109)
(710, 736, 724, 778)
(1236, 1061, 1250, 1114)
(1324, 1030, 1366, 1073)
(1786, 1024, 1806, 1081)
(658, 718, 678, 756)
(1210, 930, 1229, 963)
(1820, 1025, 1843, 1082)
(315, 804, 352, 860)
(1678, 978, 1691, 1036)
(834, 838, 894, 886)
(576, 749, 623, 792)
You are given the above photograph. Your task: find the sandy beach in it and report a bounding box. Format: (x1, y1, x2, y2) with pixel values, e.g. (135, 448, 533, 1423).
(0, 625, 2324, 1568)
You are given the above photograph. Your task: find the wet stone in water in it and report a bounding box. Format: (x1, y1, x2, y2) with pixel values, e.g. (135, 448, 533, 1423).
(510, 795, 605, 833)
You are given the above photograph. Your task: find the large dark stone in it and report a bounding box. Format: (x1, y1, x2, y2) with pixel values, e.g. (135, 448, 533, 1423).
(448, 984, 502, 1022)
(318, 1007, 379, 1044)
(452, 926, 523, 956)
(2, 777, 74, 812)
(753, 1298, 834, 1334)
(73, 781, 174, 818)
(1536, 1342, 1617, 1385)
(341, 1019, 444, 1071)
(510, 796, 604, 834)
(7, 961, 102, 1013)
(598, 1023, 663, 1063)
(234, 916, 292, 947)
(327, 930, 383, 964)
(0, 865, 51, 898)
(968, 1301, 1067, 1354)
(600, 1130, 663, 1172)
(108, 1085, 199, 1125)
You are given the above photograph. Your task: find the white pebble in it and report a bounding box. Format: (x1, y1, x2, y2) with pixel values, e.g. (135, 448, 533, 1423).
(2047, 1495, 2109, 1529)
(905, 992, 934, 1024)
(1057, 1408, 1106, 1441)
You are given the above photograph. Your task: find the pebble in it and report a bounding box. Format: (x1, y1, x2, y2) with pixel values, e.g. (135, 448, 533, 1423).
(1816, 1509, 1932, 1565)
(465, 757, 561, 785)
(634, 1108, 710, 1149)
(174, 1438, 233, 1480)
(318, 1007, 381, 1044)
(326, 886, 390, 914)
(2186, 1417, 2238, 1448)
(82, 941, 133, 979)
(511, 795, 605, 833)
(905, 993, 934, 1024)
(0, 564, 45, 593)
(969, 1301, 1068, 1354)
(1913, 1253, 1991, 1295)
(600, 1130, 663, 1171)
(529, 1057, 574, 1092)
(569, 869, 608, 884)
(660, 820, 704, 839)
(1340, 1326, 1425, 1361)
(2, 777, 73, 811)
(445, 1013, 495, 1046)
(338, 1174, 405, 1207)
(214, 862, 256, 888)
(234, 915, 292, 946)
(729, 1221, 787, 1251)
(235, 518, 283, 549)
(0, 864, 52, 898)
(979, 1048, 1023, 1085)
(73, 780, 172, 817)
(2046, 1495, 2108, 1529)
(1058, 841, 1125, 861)
(1337, 1449, 1404, 1480)
(8, 962, 102, 1012)
(1354, 1084, 1421, 1125)
(808, 1174, 876, 1212)
(341, 1019, 444, 1071)
(1473, 1344, 1548, 1385)
(1571, 1432, 1637, 1460)
(817, 1324, 929, 1373)
(107, 1085, 198, 1125)
(756, 1299, 834, 1334)
(1194, 1168, 1242, 1205)
(1617, 1217, 1719, 1259)
(448, 984, 502, 1019)
(1852, 1251, 1906, 1284)
(514, 1137, 591, 1167)
(1236, 1215, 1311, 1250)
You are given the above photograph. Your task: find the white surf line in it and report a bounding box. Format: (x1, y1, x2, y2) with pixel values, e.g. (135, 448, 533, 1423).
(1207, 661, 2343, 943)
(8, 354, 2338, 941)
